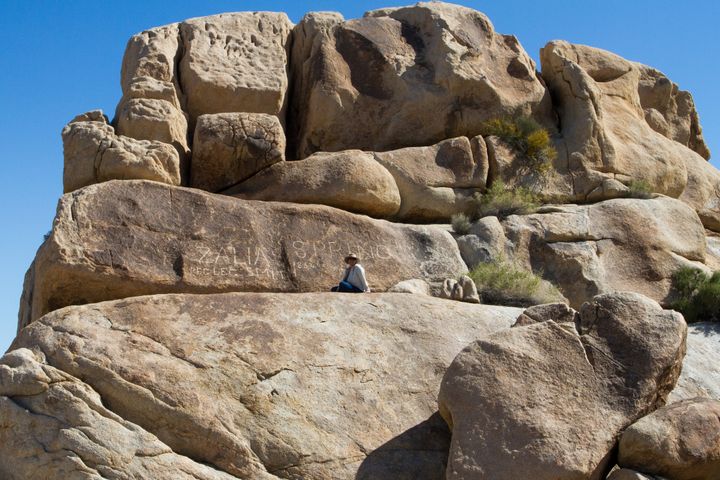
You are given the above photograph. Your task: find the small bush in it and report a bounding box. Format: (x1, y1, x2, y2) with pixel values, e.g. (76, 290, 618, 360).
(451, 213, 471, 235)
(469, 260, 564, 307)
(626, 180, 654, 199)
(481, 116, 556, 174)
(671, 267, 720, 323)
(474, 180, 540, 219)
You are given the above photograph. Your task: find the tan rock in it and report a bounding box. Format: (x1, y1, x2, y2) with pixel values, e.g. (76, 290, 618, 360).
(539, 41, 701, 202)
(225, 149, 401, 218)
(115, 23, 190, 172)
(191, 112, 286, 192)
(670, 322, 720, 402)
(458, 275, 480, 304)
(497, 197, 706, 308)
(373, 136, 487, 221)
(388, 278, 431, 295)
(19, 180, 467, 326)
(120, 23, 182, 101)
(439, 292, 688, 480)
(62, 116, 181, 193)
(10, 292, 523, 479)
(115, 97, 189, 158)
(290, 3, 550, 158)
(637, 63, 711, 159)
(0, 348, 240, 480)
(680, 151, 720, 232)
(179, 13, 293, 124)
(456, 216, 506, 268)
(618, 398, 720, 480)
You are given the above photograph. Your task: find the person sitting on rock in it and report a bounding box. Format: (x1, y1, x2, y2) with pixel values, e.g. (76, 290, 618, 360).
(331, 253, 370, 293)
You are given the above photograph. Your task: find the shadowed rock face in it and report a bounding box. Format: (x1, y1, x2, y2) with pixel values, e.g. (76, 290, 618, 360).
(19, 180, 466, 327)
(439, 292, 687, 480)
(7, 292, 523, 479)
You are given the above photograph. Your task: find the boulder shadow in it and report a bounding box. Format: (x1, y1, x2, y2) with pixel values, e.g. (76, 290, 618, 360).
(355, 411, 450, 480)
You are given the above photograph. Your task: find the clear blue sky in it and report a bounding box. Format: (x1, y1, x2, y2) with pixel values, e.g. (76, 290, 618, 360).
(1, 0, 718, 352)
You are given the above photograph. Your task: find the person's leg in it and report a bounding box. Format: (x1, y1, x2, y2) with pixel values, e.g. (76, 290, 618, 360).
(337, 281, 354, 292)
(350, 284, 364, 293)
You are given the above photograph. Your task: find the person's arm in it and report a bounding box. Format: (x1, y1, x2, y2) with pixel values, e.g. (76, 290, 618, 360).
(356, 265, 370, 292)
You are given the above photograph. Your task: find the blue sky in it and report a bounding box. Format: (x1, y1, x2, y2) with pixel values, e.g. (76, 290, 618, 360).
(1, 0, 718, 352)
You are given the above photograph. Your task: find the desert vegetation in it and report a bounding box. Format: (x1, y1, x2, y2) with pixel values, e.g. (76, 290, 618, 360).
(671, 266, 720, 323)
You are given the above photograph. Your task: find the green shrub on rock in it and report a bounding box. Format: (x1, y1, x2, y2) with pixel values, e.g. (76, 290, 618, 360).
(474, 180, 540, 219)
(469, 259, 563, 307)
(625, 180, 654, 199)
(481, 116, 556, 174)
(671, 267, 720, 323)
(451, 213, 471, 235)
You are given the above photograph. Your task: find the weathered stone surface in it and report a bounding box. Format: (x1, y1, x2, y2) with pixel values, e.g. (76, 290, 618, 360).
(62, 115, 181, 193)
(290, 2, 550, 158)
(0, 348, 238, 480)
(439, 292, 687, 480)
(388, 278, 431, 295)
(680, 151, 720, 232)
(179, 13, 293, 124)
(456, 216, 506, 268)
(115, 97, 189, 158)
(618, 398, 720, 480)
(462, 197, 706, 308)
(225, 149, 401, 218)
(191, 112, 286, 192)
(116, 23, 190, 166)
(512, 302, 578, 327)
(637, 63, 711, 160)
(19, 180, 466, 326)
(373, 137, 487, 221)
(670, 322, 720, 403)
(120, 23, 182, 101)
(9, 292, 523, 479)
(458, 275, 480, 303)
(539, 41, 706, 202)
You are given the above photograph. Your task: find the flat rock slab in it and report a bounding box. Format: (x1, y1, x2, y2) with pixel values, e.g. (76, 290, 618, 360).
(438, 292, 687, 480)
(20, 180, 466, 326)
(9, 292, 523, 479)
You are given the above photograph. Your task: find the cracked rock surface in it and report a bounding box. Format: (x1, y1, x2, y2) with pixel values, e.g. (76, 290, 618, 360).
(8, 292, 522, 479)
(191, 112, 286, 192)
(438, 292, 687, 480)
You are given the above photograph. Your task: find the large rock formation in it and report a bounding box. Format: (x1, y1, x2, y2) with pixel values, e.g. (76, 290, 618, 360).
(538, 42, 697, 200)
(618, 398, 720, 480)
(438, 292, 687, 480)
(456, 196, 707, 308)
(19, 180, 466, 326)
(7, 2, 720, 478)
(289, 2, 551, 158)
(6, 292, 522, 479)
